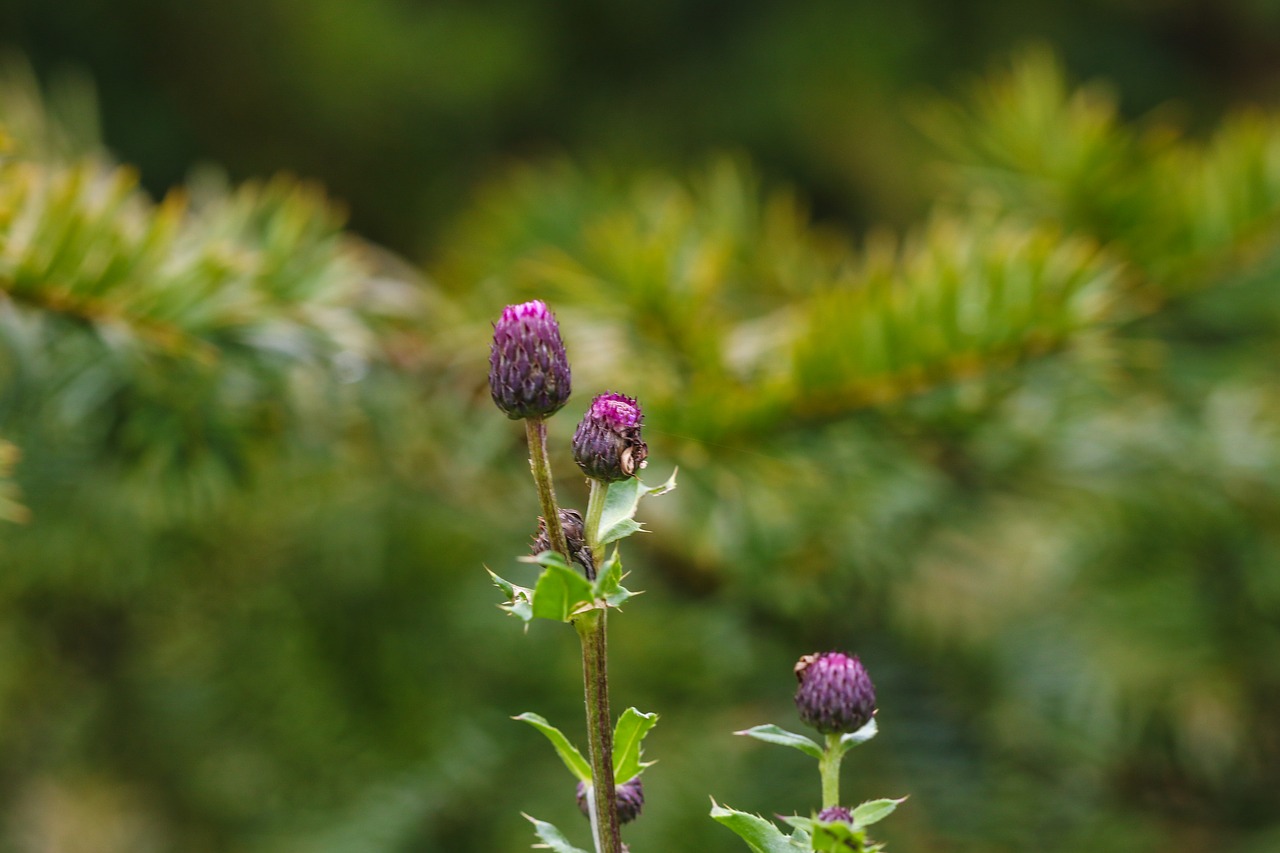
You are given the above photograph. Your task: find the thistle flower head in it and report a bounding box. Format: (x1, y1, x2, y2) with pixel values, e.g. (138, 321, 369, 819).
(488, 300, 571, 419)
(794, 651, 876, 735)
(576, 776, 645, 825)
(532, 508, 595, 577)
(572, 392, 648, 482)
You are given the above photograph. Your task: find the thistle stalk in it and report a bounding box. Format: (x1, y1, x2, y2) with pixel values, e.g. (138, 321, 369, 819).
(819, 733, 843, 809)
(525, 417, 570, 561)
(525, 416, 619, 853)
(577, 609, 621, 853)
(580, 476, 621, 852)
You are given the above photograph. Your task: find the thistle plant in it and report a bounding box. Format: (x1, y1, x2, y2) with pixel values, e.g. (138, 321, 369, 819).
(713, 652, 906, 852)
(487, 300, 674, 853)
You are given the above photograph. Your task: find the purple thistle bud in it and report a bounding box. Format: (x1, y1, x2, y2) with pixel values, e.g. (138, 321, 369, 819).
(576, 777, 644, 825)
(572, 392, 648, 482)
(816, 806, 854, 824)
(532, 508, 595, 578)
(488, 300, 571, 419)
(794, 652, 876, 735)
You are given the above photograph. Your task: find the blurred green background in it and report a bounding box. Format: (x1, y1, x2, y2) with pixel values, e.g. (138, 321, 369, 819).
(2, 1, 1280, 851)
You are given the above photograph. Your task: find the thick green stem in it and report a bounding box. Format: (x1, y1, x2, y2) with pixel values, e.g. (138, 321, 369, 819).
(577, 611, 622, 853)
(581, 477, 622, 852)
(524, 424, 620, 851)
(584, 478, 608, 569)
(525, 417, 570, 562)
(819, 733, 843, 809)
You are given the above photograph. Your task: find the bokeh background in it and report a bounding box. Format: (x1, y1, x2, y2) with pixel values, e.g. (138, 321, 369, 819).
(2, 1, 1280, 851)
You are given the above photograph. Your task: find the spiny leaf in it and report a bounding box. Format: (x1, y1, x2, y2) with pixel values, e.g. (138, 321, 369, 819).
(597, 469, 678, 545)
(522, 814, 591, 853)
(513, 713, 591, 782)
(710, 801, 806, 853)
(734, 724, 824, 760)
(834, 718, 879, 756)
(611, 708, 658, 783)
(851, 797, 907, 827)
(530, 560, 595, 622)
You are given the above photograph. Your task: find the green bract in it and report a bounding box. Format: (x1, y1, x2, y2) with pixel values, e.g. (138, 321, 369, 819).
(488, 470, 674, 624)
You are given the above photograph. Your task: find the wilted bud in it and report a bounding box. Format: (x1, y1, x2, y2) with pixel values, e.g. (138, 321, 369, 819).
(576, 777, 645, 825)
(488, 300, 571, 419)
(572, 392, 648, 482)
(794, 652, 876, 735)
(816, 806, 854, 824)
(532, 508, 595, 577)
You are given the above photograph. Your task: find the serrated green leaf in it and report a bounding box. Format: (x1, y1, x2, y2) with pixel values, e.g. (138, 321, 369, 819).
(526, 550, 575, 571)
(522, 814, 591, 853)
(531, 562, 595, 622)
(834, 718, 878, 757)
(513, 713, 591, 782)
(592, 549, 624, 598)
(734, 724, 824, 760)
(489, 569, 535, 623)
(710, 801, 806, 853)
(602, 586, 637, 608)
(487, 567, 516, 599)
(777, 815, 813, 833)
(851, 797, 907, 827)
(598, 469, 678, 545)
(502, 597, 534, 623)
(612, 707, 658, 782)
(592, 549, 640, 609)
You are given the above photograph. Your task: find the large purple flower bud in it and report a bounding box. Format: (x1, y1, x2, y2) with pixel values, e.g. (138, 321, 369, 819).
(794, 652, 876, 735)
(572, 392, 648, 482)
(532, 508, 595, 578)
(488, 300, 571, 419)
(576, 777, 644, 825)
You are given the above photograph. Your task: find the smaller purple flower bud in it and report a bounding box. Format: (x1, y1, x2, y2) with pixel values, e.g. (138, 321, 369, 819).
(488, 300, 571, 420)
(794, 652, 877, 735)
(532, 508, 595, 578)
(816, 806, 854, 824)
(572, 392, 648, 482)
(576, 777, 644, 825)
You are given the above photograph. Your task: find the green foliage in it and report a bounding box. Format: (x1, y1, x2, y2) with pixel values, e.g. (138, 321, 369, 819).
(710, 802, 806, 853)
(923, 48, 1280, 290)
(611, 708, 658, 784)
(517, 709, 658, 781)
(513, 713, 592, 783)
(598, 471, 678, 545)
(0, 64, 414, 508)
(524, 814, 592, 853)
(489, 475, 672, 623)
(4, 44, 1280, 853)
(0, 439, 26, 522)
(735, 725, 825, 761)
(434, 52, 1280, 852)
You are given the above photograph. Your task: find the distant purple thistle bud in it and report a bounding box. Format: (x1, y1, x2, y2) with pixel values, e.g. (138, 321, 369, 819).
(794, 652, 876, 735)
(488, 300, 571, 419)
(572, 392, 648, 482)
(817, 806, 855, 824)
(532, 508, 595, 578)
(576, 777, 644, 825)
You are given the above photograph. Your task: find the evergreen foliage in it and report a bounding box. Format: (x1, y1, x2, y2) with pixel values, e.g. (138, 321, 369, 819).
(1, 51, 1279, 852)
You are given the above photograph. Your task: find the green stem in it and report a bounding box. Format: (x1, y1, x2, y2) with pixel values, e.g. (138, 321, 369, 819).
(577, 612, 621, 853)
(524, 425, 620, 851)
(581, 477, 622, 853)
(525, 417, 570, 562)
(819, 733, 842, 809)
(584, 478, 608, 570)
